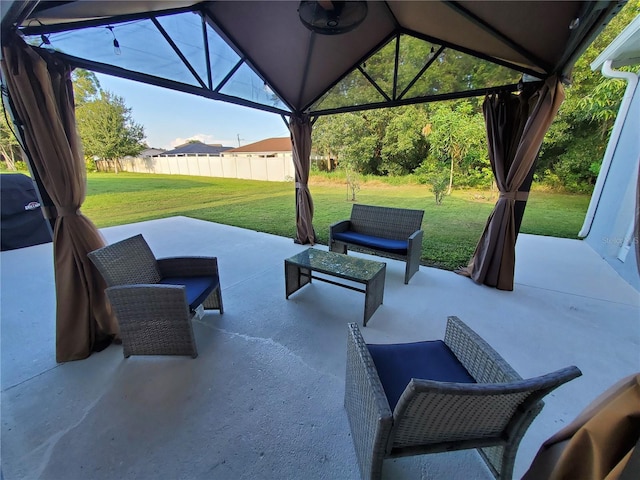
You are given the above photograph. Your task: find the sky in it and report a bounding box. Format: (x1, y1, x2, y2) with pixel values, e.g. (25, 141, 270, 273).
(96, 73, 291, 151)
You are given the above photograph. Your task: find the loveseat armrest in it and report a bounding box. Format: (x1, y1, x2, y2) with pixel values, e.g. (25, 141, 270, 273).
(106, 283, 189, 311)
(329, 220, 351, 253)
(329, 219, 350, 236)
(404, 229, 424, 284)
(157, 256, 219, 278)
(345, 323, 393, 480)
(408, 229, 423, 243)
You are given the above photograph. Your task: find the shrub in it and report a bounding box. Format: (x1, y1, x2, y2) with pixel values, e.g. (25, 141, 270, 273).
(428, 171, 450, 205)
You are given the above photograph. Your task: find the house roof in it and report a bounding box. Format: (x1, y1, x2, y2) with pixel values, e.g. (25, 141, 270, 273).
(225, 138, 292, 154)
(5, 1, 625, 117)
(158, 142, 232, 156)
(140, 148, 165, 157)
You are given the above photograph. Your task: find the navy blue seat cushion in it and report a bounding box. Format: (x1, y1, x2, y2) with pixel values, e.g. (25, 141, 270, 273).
(367, 340, 476, 410)
(159, 275, 219, 311)
(333, 230, 408, 254)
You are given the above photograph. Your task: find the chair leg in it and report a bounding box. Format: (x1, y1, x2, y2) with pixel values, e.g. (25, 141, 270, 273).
(405, 240, 422, 284)
(203, 286, 224, 313)
(478, 400, 543, 480)
(331, 240, 348, 254)
(216, 287, 224, 314)
(478, 445, 510, 480)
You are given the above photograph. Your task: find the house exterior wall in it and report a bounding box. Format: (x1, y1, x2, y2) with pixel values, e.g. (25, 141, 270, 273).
(115, 154, 296, 182)
(584, 76, 639, 290)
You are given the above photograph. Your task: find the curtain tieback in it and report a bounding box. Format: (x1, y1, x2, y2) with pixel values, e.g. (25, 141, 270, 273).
(499, 191, 529, 201)
(57, 206, 81, 217)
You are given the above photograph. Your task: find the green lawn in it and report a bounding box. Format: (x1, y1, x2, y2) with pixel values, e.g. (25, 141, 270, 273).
(83, 173, 590, 271)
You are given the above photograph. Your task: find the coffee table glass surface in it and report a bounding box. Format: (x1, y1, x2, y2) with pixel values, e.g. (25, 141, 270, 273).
(285, 248, 385, 282)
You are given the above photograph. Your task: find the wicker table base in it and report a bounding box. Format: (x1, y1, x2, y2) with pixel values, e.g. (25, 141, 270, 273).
(284, 248, 386, 326)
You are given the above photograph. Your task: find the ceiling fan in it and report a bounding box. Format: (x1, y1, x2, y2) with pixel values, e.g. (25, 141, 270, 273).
(298, 1, 368, 35)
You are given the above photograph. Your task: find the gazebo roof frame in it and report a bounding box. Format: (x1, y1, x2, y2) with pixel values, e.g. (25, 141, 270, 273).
(1, 1, 627, 118)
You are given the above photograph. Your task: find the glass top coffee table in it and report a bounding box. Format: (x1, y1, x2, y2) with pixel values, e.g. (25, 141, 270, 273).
(284, 248, 386, 326)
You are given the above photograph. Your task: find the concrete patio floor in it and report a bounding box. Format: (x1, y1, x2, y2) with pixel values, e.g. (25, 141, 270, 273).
(1, 216, 639, 480)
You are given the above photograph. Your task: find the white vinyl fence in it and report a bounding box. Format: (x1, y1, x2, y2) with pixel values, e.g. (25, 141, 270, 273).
(114, 154, 296, 182)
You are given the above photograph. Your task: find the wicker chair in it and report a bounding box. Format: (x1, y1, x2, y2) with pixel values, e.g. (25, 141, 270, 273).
(344, 316, 582, 480)
(88, 234, 223, 358)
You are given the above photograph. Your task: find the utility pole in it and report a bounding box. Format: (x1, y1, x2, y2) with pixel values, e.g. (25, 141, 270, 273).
(236, 134, 244, 147)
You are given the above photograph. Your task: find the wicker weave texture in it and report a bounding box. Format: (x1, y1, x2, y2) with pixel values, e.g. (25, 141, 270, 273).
(349, 204, 424, 240)
(392, 389, 529, 447)
(445, 316, 521, 384)
(344, 318, 582, 480)
(88, 234, 161, 287)
(107, 285, 197, 358)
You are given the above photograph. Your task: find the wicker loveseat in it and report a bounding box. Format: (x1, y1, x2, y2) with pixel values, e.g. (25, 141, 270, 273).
(88, 234, 223, 358)
(329, 204, 424, 284)
(344, 317, 582, 480)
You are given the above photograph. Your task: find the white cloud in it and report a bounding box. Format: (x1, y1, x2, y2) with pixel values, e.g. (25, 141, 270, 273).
(169, 134, 234, 148)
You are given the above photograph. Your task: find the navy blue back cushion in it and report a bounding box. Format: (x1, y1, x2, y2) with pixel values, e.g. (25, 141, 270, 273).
(333, 231, 408, 254)
(159, 275, 219, 311)
(367, 340, 476, 410)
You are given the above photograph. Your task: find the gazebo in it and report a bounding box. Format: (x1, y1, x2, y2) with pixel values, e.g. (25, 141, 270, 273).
(0, 1, 628, 361)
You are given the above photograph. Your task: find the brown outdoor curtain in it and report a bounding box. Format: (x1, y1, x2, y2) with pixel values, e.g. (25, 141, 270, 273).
(289, 114, 315, 245)
(523, 373, 640, 480)
(462, 76, 565, 291)
(1, 34, 118, 362)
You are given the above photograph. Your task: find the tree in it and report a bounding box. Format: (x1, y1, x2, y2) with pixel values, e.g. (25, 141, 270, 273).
(380, 107, 429, 175)
(310, 31, 514, 180)
(72, 69, 101, 106)
(414, 166, 449, 205)
(423, 101, 488, 194)
(76, 90, 145, 172)
(313, 106, 429, 176)
(314, 5, 639, 192)
(537, 0, 639, 192)
(346, 168, 361, 201)
(313, 112, 379, 173)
